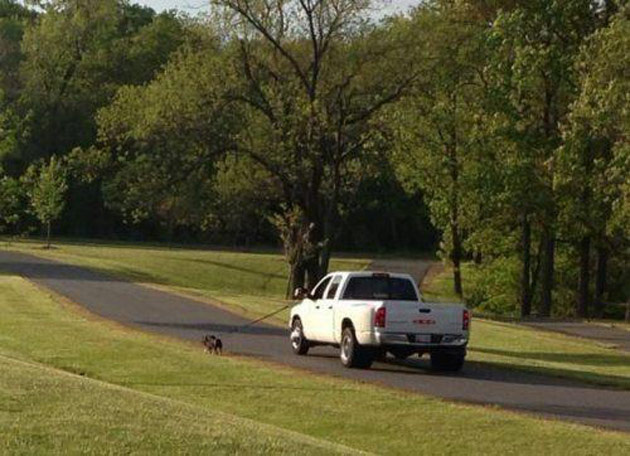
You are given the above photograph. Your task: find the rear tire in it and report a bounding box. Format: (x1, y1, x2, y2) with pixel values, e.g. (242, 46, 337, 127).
(430, 350, 465, 372)
(290, 318, 309, 355)
(340, 327, 374, 369)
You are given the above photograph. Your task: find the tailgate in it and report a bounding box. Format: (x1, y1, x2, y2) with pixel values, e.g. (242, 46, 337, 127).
(385, 301, 464, 335)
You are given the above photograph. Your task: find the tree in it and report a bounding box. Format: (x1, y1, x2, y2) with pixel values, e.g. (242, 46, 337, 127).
(95, 36, 239, 242)
(0, 1, 32, 99)
(0, 171, 24, 236)
(12, 0, 188, 237)
(213, 0, 419, 291)
(28, 155, 67, 248)
(392, 0, 488, 297)
(483, 0, 596, 316)
(18, 0, 186, 162)
(558, 4, 630, 317)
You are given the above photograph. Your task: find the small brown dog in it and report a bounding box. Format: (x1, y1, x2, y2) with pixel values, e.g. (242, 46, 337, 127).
(202, 335, 223, 355)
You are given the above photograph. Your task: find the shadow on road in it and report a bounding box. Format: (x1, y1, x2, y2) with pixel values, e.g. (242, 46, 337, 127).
(307, 349, 627, 389)
(0, 260, 153, 284)
(135, 320, 288, 337)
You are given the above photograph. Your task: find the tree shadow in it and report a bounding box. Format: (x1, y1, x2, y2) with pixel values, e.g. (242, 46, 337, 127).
(183, 257, 286, 281)
(0, 260, 121, 283)
(306, 349, 629, 389)
(471, 347, 630, 368)
(134, 320, 288, 337)
(121, 381, 336, 392)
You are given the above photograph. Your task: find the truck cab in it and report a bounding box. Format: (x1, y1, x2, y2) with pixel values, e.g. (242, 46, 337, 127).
(289, 271, 470, 371)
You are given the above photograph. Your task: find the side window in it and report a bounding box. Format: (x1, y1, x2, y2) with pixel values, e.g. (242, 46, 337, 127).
(325, 276, 342, 300)
(310, 277, 332, 300)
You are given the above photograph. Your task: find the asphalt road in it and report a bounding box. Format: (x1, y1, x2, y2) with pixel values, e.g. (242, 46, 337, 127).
(523, 321, 630, 353)
(2, 250, 630, 432)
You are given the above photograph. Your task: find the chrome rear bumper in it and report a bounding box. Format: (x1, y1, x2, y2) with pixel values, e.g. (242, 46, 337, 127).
(375, 331, 468, 347)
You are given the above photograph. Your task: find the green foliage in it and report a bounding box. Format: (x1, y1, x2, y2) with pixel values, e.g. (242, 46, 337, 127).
(562, 6, 630, 238)
(466, 258, 521, 316)
(391, 0, 489, 295)
(27, 155, 67, 245)
(0, 0, 628, 316)
(96, 38, 237, 236)
(15, 0, 187, 164)
(0, 173, 24, 233)
(209, 154, 278, 243)
(0, 1, 33, 97)
(210, 0, 420, 286)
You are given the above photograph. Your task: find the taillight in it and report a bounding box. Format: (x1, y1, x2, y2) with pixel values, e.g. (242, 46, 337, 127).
(463, 309, 470, 330)
(375, 307, 387, 328)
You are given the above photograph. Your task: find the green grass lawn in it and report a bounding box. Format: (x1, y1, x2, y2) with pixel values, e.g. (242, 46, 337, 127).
(1, 238, 369, 323)
(1, 273, 629, 455)
(3, 238, 630, 389)
(1, 356, 355, 455)
(420, 263, 473, 303)
(469, 319, 630, 388)
(421, 263, 630, 388)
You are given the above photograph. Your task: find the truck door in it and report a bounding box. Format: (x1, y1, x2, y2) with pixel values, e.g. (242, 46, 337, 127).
(303, 276, 332, 341)
(317, 275, 342, 343)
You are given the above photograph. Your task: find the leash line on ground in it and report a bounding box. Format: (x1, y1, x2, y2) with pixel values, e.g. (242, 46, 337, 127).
(231, 304, 291, 333)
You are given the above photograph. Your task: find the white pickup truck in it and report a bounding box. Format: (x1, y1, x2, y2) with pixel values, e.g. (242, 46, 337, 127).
(289, 271, 470, 371)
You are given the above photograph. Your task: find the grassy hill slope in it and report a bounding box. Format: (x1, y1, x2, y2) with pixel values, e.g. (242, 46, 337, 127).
(1, 272, 629, 455)
(3, 239, 630, 389)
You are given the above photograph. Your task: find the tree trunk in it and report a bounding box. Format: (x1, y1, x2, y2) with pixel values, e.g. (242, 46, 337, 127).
(594, 246, 608, 318)
(520, 216, 532, 318)
(577, 235, 591, 318)
(474, 251, 482, 265)
(390, 218, 398, 248)
(305, 256, 321, 290)
(539, 225, 555, 317)
(319, 242, 332, 278)
(166, 215, 175, 248)
(46, 220, 51, 250)
(451, 221, 463, 297)
(286, 262, 306, 299)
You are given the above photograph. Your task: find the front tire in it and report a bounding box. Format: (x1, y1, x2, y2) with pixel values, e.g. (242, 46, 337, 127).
(340, 327, 374, 369)
(290, 318, 309, 355)
(430, 350, 465, 372)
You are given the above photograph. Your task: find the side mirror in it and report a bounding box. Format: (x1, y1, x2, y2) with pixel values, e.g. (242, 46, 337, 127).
(293, 287, 308, 300)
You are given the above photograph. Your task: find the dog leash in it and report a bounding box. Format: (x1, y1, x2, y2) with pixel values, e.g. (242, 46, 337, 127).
(230, 303, 291, 333)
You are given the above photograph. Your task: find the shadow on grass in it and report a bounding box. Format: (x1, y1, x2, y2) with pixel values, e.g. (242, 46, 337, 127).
(0, 249, 287, 294)
(121, 381, 341, 392)
(471, 347, 630, 368)
(1, 235, 285, 255)
(183, 258, 286, 281)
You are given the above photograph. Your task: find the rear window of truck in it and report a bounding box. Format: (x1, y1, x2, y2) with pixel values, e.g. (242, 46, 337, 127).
(341, 277, 418, 301)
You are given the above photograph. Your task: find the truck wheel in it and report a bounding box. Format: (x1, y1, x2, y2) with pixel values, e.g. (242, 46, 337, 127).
(290, 318, 309, 355)
(430, 350, 465, 372)
(340, 327, 374, 369)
